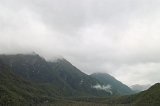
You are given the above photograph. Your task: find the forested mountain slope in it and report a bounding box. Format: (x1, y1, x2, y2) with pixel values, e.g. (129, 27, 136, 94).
(91, 73, 133, 95)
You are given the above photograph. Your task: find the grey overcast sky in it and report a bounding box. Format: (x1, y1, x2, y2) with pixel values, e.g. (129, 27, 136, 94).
(0, 0, 160, 86)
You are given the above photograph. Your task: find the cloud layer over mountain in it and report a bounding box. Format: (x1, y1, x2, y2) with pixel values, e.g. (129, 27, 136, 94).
(0, 0, 160, 85)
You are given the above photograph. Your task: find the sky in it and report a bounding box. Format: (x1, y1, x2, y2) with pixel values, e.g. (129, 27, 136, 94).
(0, 0, 160, 86)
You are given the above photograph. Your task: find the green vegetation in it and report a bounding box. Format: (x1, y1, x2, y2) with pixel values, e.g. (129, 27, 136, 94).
(101, 83, 160, 106)
(0, 54, 113, 97)
(133, 83, 160, 105)
(0, 61, 57, 105)
(0, 54, 159, 105)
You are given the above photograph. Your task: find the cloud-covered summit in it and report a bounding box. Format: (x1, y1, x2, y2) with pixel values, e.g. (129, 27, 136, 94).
(0, 0, 160, 85)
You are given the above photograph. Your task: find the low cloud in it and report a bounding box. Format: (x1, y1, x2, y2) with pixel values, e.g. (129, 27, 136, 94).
(0, 0, 160, 86)
(92, 84, 112, 95)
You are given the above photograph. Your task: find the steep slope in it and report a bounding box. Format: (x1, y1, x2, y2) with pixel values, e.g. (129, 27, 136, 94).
(0, 54, 73, 96)
(48, 59, 111, 97)
(90, 73, 134, 95)
(0, 60, 57, 105)
(0, 54, 111, 97)
(133, 83, 160, 105)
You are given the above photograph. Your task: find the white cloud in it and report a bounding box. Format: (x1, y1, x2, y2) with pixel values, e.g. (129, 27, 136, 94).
(92, 84, 112, 94)
(113, 62, 160, 86)
(0, 0, 160, 86)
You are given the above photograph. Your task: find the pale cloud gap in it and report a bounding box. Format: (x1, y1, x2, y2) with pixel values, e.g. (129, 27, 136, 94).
(0, 0, 160, 86)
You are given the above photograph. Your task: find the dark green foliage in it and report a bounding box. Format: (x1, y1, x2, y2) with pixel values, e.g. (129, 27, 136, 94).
(103, 83, 160, 105)
(133, 83, 160, 105)
(0, 54, 78, 96)
(0, 60, 58, 105)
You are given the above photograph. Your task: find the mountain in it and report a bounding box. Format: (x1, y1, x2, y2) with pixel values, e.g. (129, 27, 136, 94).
(1, 53, 143, 105)
(0, 54, 72, 96)
(48, 59, 110, 97)
(130, 84, 151, 93)
(0, 54, 111, 98)
(90, 73, 134, 95)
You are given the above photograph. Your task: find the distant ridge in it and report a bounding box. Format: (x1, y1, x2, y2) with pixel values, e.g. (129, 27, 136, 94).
(90, 73, 133, 95)
(130, 84, 151, 93)
(106, 83, 160, 105)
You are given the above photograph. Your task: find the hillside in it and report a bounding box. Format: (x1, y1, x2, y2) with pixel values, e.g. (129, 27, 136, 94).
(2, 54, 151, 105)
(130, 84, 151, 93)
(0, 54, 74, 96)
(48, 59, 110, 97)
(105, 83, 160, 105)
(133, 83, 160, 105)
(91, 73, 133, 95)
(0, 54, 112, 98)
(0, 60, 57, 105)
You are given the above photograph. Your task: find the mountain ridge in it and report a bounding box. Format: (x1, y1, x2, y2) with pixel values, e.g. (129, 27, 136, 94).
(0, 54, 117, 97)
(0, 53, 136, 104)
(90, 73, 134, 95)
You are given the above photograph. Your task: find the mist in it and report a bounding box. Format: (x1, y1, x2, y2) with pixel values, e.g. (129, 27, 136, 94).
(0, 0, 160, 86)
(92, 84, 112, 95)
